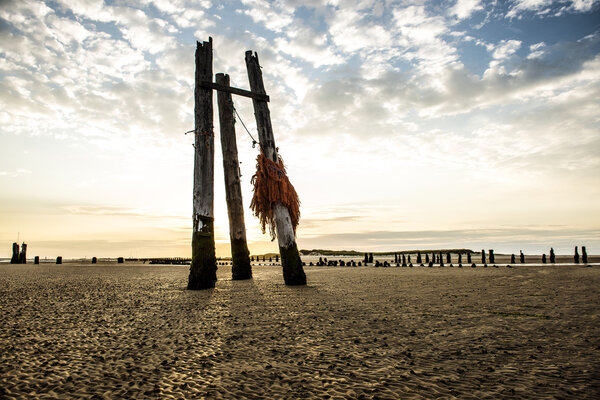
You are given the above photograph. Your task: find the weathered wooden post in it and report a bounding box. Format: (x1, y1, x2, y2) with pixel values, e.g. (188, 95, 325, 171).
(417, 252, 422, 263)
(481, 249, 486, 264)
(56, 256, 62, 264)
(189, 38, 217, 290)
(511, 253, 516, 263)
(574, 246, 580, 264)
(216, 73, 252, 280)
(550, 248, 555, 263)
(245, 50, 305, 285)
(489, 249, 495, 264)
(10, 242, 19, 264)
(18, 243, 27, 264)
(520, 250, 525, 263)
(542, 254, 547, 263)
(467, 252, 472, 263)
(34, 256, 39, 264)
(582, 246, 588, 264)
(118, 257, 124, 263)
(446, 252, 451, 264)
(92, 257, 97, 264)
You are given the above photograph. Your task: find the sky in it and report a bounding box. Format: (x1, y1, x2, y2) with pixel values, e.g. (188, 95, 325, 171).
(1, 0, 599, 258)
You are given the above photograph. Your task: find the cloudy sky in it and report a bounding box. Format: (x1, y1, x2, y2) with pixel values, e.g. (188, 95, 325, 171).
(1, 0, 599, 258)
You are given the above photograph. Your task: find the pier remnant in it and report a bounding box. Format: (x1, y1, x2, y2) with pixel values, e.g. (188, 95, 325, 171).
(550, 248, 555, 263)
(18, 243, 27, 264)
(582, 246, 588, 264)
(574, 246, 580, 264)
(246, 50, 305, 285)
(189, 38, 217, 290)
(216, 72, 252, 280)
(10, 242, 19, 264)
(489, 249, 494, 264)
(34, 256, 39, 264)
(56, 256, 62, 264)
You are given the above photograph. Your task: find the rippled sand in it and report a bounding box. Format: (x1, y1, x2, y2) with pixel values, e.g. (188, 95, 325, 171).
(1, 262, 599, 399)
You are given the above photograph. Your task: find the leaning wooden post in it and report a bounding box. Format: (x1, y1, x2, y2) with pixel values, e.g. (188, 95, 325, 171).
(216, 72, 252, 280)
(188, 38, 217, 290)
(245, 50, 306, 285)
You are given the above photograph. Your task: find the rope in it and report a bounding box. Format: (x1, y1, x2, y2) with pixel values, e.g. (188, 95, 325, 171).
(233, 105, 258, 148)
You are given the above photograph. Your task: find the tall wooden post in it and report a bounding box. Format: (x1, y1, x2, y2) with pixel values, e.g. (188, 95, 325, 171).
(216, 73, 252, 280)
(245, 51, 306, 285)
(188, 38, 217, 290)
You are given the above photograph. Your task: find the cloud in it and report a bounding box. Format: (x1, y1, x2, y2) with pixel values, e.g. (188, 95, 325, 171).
(450, 0, 483, 20)
(506, 0, 598, 18)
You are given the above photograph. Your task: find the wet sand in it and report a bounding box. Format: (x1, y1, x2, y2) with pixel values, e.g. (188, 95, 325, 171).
(1, 263, 599, 399)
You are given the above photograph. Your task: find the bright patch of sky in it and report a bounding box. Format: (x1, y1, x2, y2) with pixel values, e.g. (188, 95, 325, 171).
(1, 0, 599, 258)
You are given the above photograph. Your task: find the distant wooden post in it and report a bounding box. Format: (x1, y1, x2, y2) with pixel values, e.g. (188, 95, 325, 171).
(481, 249, 486, 264)
(34, 256, 39, 264)
(520, 251, 525, 263)
(19, 243, 27, 264)
(118, 257, 124, 264)
(574, 246, 580, 264)
(188, 38, 217, 290)
(489, 249, 495, 264)
(10, 242, 19, 264)
(446, 253, 451, 264)
(216, 73, 252, 280)
(582, 246, 588, 264)
(246, 51, 307, 285)
(549, 248, 555, 263)
(92, 257, 97, 264)
(56, 256, 62, 264)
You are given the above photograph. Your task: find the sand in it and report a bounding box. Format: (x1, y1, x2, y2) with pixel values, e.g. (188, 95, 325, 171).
(1, 262, 599, 399)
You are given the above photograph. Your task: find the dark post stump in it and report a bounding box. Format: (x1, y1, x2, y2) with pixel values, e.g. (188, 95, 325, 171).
(118, 257, 124, 263)
(34, 256, 39, 264)
(11, 242, 19, 264)
(520, 251, 525, 264)
(18, 243, 27, 264)
(481, 249, 486, 264)
(574, 246, 579, 264)
(549, 248, 555, 263)
(542, 254, 547, 264)
(582, 246, 588, 264)
(417, 252, 422, 263)
(489, 249, 495, 264)
(92, 257, 97, 264)
(56, 256, 62, 264)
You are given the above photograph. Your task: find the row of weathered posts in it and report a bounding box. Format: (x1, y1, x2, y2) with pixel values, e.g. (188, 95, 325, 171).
(188, 37, 306, 289)
(361, 246, 590, 265)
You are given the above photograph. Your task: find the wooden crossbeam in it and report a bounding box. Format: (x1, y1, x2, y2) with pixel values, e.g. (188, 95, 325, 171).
(199, 81, 269, 102)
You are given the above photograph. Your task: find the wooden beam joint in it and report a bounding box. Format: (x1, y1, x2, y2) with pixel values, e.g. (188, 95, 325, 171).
(199, 81, 269, 102)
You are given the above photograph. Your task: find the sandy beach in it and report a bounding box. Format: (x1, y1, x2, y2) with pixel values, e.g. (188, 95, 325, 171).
(1, 262, 599, 399)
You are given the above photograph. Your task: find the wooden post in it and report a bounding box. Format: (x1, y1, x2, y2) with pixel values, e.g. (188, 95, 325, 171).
(19, 243, 27, 264)
(56, 256, 62, 264)
(216, 72, 252, 280)
(188, 38, 217, 290)
(34, 256, 39, 264)
(11, 242, 19, 264)
(245, 50, 306, 285)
